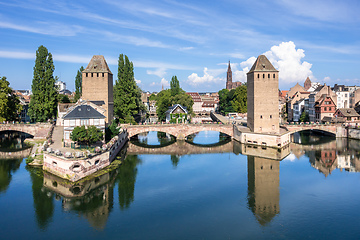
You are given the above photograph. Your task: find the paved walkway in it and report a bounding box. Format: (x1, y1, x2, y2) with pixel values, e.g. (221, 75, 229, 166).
(50, 126, 79, 153)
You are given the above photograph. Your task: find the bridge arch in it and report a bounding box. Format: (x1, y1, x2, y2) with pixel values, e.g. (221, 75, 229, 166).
(125, 124, 234, 140)
(0, 123, 52, 139)
(284, 124, 337, 136)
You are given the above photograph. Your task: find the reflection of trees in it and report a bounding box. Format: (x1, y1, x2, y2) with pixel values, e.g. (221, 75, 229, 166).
(171, 155, 180, 168)
(0, 158, 22, 193)
(28, 167, 54, 230)
(117, 155, 141, 210)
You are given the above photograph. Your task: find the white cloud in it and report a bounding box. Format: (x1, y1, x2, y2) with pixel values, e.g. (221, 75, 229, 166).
(161, 78, 170, 88)
(263, 41, 313, 85)
(283, 153, 297, 161)
(135, 79, 141, 85)
(147, 68, 167, 78)
(187, 67, 223, 86)
(0, 50, 34, 59)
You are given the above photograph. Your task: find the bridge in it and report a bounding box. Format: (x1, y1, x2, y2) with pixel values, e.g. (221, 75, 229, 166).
(124, 123, 234, 140)
(0, 123, 53, 139)
(127, 140, 234, 155)
(283, 123, 339, 136)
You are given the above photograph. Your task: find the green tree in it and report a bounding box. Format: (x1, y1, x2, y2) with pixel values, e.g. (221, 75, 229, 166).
(114, 54, 142, 123)
(299, 111, 309, 122)
(70, 125, 103, 145)
(74, 66, 84, 102)
(231, 85, 247, 113)
(59, 94, 71, 103)
(0, 76, 22, 122)
(170, 76, 181, 96)
(155, 76, 193, 122)
(218, 85, 247, 115)
(28, 45, 58, 122)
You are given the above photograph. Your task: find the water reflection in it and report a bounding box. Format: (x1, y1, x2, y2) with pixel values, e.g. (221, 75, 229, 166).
(131, 131, 176, 148)
(37, 148, 141, 230)
(247, 156, 280, 226)
(28, 167, 54, 230)
(0, 131, 32, 151)
(186, 131, 231, 146)
(0, 158, 22, 193)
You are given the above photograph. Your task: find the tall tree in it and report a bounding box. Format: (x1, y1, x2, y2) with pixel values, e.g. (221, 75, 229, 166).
(0, 76, 22, 122)
(114, 54, 142, 123)
(28, 45, 58, 122)
(74, 66, 84, 102)
(170, 76, 181, 96)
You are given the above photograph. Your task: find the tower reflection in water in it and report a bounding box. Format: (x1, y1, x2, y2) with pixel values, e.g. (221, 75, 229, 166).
(247, 156, 280, 226)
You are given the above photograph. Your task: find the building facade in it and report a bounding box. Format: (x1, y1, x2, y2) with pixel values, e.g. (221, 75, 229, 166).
(247, 55, 279, 134)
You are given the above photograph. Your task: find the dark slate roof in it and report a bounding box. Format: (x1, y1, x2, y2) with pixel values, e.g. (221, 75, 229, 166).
(165, 104, 188, 114)
(83, 55, 112, 74)
(248, 55, 278, 73)
(63, 105, 105, 119)
(90, 100, 105, 106)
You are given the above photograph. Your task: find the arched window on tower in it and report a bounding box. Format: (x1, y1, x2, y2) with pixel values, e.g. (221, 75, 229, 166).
(263, 74, 265, 78)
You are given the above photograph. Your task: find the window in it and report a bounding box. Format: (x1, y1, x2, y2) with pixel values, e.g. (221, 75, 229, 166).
(260, 115, 263, 119)
(93, 119, 100, 125)
(102, 73, 104, 77)
(65, 132, 70, 139)
(273, 74, 275, 78)
(324, 107, 327, 111)
(268, 74, 270, 78)
(97, 73, 99, 77)
(257, 74, 259, 78)
(91, 73, 93, 77)
(81, 119, 89, 126)
(270, 115, 272, 119)
(263, 74, 265, 78)
(86, 73, 88, 77)
(70, 119, 75, 126)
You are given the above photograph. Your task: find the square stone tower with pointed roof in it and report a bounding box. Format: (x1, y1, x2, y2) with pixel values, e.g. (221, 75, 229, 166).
(82, 55, 113, 125)
(247, 55, 279, 134)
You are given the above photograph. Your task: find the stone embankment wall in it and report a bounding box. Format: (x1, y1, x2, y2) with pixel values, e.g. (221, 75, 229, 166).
(233, 125, 291, 148)
(43, 129, 128, 182)
(337, 127, 360, 140)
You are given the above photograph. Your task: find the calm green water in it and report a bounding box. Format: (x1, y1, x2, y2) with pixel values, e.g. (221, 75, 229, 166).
(1, 130, 360, 239)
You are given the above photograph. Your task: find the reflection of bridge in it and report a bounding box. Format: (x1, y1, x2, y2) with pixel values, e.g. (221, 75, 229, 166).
(0, 123, 53, 139)
(127, 140, 234, 155)
(125, 124, 233, 140)
(289, 141, 337, 152)
(284, 124, 338, 135)
(0, 148, 32, 160)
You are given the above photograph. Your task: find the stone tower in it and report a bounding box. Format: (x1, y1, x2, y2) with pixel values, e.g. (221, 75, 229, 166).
(247, 156, 280, 226)
(304, 77, 311, 91)
(82, 55, 113, 125)
(247, 55, 279, 134)
(226, 61, 232, 90)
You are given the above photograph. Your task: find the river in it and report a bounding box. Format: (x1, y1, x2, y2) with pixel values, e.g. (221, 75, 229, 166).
(0, 130, 360, 239)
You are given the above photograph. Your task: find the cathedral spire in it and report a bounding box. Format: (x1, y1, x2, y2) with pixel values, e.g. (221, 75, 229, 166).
(226, 60, 233, 90)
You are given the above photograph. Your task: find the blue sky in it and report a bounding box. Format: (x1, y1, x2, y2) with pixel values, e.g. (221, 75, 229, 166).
(0, 0, 359, 92)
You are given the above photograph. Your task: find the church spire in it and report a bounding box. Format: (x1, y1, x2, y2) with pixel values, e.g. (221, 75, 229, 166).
(226, 60, 233, 90)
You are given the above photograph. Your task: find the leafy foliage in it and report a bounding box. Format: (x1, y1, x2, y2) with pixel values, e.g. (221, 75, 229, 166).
(105, 120, 120, 141)
(70, 125, 103, 145)
(155, 84, 194, 122)
(218, 85, 247, 115)
(113, 54, 143, 123)
(300, 111, 309, 122)
(0, 76, 22, 122)
(28, 45, 58, 122)
(170, 76, 181, 96)
(59, 94, 71, 103)
(74, 66, 84, 102)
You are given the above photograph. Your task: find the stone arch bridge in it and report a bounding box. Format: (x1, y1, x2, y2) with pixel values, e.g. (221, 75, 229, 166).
(284, 124, 340, 136)
(124, 124, 234, 140)
(0, 123, 53, 139)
